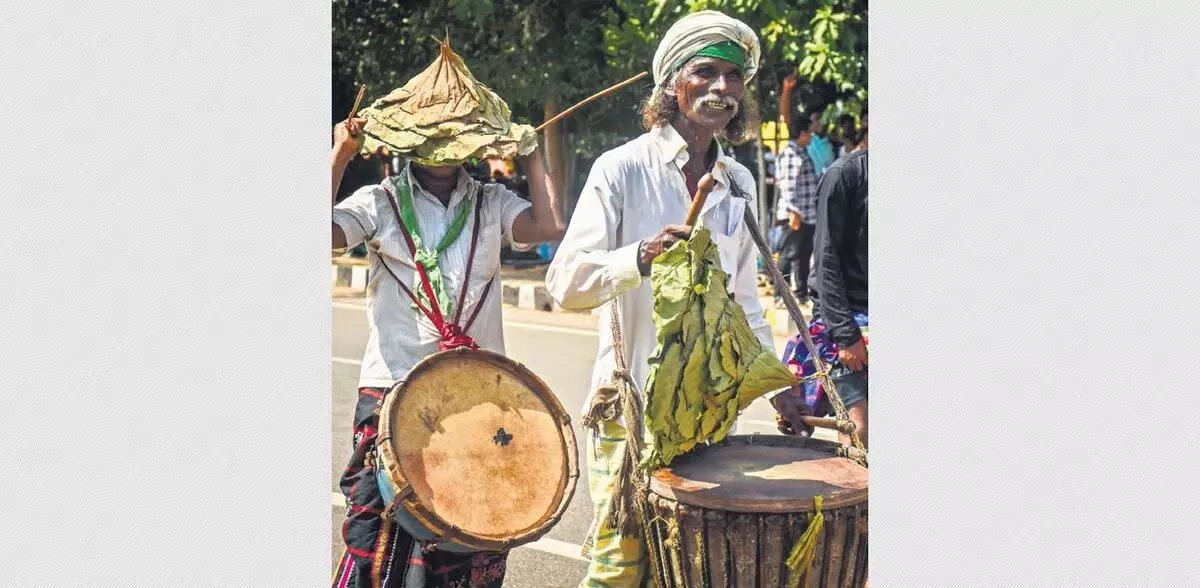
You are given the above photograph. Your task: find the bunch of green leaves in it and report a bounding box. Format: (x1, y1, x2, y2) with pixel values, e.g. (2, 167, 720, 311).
(642, 227, 795, 468)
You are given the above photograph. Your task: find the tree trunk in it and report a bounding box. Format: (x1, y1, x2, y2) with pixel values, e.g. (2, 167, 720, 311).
(756, 135, 769, 237)
(754, 77, 771, 237)
(542, 99, 566, 205)
(563, 133, 578, 219)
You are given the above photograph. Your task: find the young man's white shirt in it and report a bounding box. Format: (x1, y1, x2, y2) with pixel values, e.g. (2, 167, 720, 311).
(334, 164, 532, 387)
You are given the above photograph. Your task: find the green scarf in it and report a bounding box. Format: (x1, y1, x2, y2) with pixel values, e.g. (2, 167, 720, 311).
(393, 169, 473, 318)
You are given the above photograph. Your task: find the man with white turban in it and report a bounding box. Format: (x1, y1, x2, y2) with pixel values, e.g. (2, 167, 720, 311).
(546, 11, 781, 586)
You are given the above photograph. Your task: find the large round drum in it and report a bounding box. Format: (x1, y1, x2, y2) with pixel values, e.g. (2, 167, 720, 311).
(376, 347, 578, 553)
(644, 435, 868, 587)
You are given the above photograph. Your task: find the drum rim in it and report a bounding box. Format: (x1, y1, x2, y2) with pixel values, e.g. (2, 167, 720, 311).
(376, 347, 579, 551)
(648, 434, 868, 513)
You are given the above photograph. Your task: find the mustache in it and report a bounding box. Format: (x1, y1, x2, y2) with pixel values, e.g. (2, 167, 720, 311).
(696, 94, 739, 113)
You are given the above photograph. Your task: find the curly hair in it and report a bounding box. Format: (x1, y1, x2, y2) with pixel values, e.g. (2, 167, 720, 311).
(640, 74, 760, 145)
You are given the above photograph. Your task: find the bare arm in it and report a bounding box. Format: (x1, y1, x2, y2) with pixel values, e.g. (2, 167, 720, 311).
(510, 146, 566, 243)
(780, 73, 797, 134)
(331, 118, 365, 250)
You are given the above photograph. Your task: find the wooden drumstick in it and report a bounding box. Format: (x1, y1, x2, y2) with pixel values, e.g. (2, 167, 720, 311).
(799, 416, 841, 431)
(684, 173, 716, 226)
(534, 72, 650, 133)
(347, 84, 366, 121)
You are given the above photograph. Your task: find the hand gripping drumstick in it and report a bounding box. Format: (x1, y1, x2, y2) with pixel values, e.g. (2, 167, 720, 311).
(798, 415, 843, 432)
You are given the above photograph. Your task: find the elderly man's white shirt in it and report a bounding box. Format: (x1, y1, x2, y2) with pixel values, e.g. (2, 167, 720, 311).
(546, 124, 776, 418)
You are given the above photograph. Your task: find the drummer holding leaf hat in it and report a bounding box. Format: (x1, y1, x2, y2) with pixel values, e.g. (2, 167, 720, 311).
(330, 39, 565, 588)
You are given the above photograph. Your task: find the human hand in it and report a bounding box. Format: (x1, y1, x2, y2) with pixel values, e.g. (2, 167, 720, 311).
(838, 339, 868, 372)
(333, 117, 367, 160)
(637, 224, 693, 275)
(770, 386, 814, 437)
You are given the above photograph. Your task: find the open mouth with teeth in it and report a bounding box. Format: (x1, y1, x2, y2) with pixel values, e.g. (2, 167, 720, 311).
(699, 100, 733, 110)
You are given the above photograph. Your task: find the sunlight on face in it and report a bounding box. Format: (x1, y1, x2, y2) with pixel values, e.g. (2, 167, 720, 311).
(672, 57, 745, 131)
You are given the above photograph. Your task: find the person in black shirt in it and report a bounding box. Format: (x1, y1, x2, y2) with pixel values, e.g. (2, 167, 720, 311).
(809, 148, 868, 448)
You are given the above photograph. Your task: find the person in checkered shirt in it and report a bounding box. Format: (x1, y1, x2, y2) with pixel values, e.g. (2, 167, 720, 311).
(773, 118, 819, 305)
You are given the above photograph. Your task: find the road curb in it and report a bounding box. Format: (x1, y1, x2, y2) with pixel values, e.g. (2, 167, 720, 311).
(332, 264, 370, 289)
(333, 262, 566, 312)
(333, 262, 808, 332)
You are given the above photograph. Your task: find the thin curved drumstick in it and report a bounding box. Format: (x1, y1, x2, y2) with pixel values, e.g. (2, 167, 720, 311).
(347, 85, 366, 120)
(535, 71, 650, 133)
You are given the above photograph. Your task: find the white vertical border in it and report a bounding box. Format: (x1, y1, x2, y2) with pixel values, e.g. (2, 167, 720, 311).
(873, 0, 1200, 585)
(0, 3, 331, 585)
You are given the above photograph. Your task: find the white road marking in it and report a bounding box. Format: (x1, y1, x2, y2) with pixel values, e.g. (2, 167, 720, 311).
(504, 322, 596, 337)
(521, 537, 590, 562)
(331, 492, 587, 563)
(333, 357, 363, 366)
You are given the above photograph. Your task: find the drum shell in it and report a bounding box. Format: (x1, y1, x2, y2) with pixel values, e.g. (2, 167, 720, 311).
(642, 435, 868, 588)
(377, 447, 477, 553)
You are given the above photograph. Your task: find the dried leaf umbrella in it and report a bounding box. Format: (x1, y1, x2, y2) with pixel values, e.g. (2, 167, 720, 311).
(346, 34, 648, 164)
(354, 35, 539, 166)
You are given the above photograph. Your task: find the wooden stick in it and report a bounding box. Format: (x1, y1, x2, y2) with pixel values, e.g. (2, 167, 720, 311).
(534, 71, 650, 133)
(683, 173, 716, 226)
(799, 416, 841, 431)
(347, 85, 366, 120)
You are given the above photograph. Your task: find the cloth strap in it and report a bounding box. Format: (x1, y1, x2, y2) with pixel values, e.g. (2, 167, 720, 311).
(390, 170, 474, 318)
(376, 181, 493, 351)
(599, 297, 650, 537)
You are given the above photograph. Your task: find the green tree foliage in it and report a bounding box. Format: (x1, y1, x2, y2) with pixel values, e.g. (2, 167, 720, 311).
(332, 0, 866, 160)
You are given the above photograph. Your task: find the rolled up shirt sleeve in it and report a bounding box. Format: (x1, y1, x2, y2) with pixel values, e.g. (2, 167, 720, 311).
(332, 185, 382, 249)
(489, 183, 535, 251)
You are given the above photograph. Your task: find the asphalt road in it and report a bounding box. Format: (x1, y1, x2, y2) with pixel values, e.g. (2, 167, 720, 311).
(331, 300, 822, 587)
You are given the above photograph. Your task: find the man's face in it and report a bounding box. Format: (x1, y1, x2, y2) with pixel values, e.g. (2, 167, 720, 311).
(672, 57, 745, 131)
(809, 112, 822, 134)
(413, 163, 459, 180)
(795, 129, 812, 148)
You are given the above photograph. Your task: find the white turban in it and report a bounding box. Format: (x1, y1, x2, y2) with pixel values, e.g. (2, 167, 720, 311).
(651, 10, 761, 88)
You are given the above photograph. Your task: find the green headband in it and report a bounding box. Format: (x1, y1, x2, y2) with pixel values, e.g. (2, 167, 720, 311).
(692, 39, 747, 69)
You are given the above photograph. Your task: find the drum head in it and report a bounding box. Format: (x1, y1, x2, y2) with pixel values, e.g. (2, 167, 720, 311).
(649, 435, 867, 513)
(379, 348, 575, 544)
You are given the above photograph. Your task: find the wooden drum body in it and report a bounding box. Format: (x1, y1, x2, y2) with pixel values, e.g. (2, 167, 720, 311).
(643, 435, 868, 587)
(376, 348, 579, 553)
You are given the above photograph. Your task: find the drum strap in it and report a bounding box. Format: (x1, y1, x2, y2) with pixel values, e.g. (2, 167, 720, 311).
(593, 296, 651, 538)
(375, 180, 494, 351)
